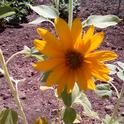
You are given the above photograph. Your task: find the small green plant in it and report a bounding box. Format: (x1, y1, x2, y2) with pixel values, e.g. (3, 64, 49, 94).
(53, 0, 80, 19)
(0, 0, 123, 124)
(0, 6, 15, 26)
(0, 0, 32, 25)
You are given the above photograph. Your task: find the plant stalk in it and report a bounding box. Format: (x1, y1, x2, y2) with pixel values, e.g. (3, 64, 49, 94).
(56, 0, 60, 10)
(109, 81, 120, 98)
(68, 0, 73, 28)
(6, 51, 23, 65)
(0, 49, 28, 124)
(109, 81, 124, 124)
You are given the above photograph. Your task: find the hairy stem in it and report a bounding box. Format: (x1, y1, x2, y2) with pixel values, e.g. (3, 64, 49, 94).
(68, 0, 73, 28)
(56, 0, 60, 10)
(6, 51, 23, 65)
(109, 81, 124, 124)
(109, 81, 120, 98)
(0, 49, 28, 124)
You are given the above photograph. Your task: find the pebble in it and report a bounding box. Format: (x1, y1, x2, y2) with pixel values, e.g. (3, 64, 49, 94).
(105, 105, 114, 111)
(19, 91, 26, 100)
(121, 112, 124, 116)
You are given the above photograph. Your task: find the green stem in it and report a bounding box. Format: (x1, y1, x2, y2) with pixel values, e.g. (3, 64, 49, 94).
(109, 82, 120, 98)
(0, 49, 28, 124)
(108, 81, 124, 124)
(6, 51, 23, 65)
(56, 0, 60, 10)
(68, 0, 73, 28)
(57, 99, 61, 124)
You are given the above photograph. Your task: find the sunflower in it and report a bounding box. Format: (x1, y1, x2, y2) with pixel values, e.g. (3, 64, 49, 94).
(33, 18, 117, 96)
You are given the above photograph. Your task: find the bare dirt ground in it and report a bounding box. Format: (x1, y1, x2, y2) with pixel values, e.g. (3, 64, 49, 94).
(0, 0, 124, 123)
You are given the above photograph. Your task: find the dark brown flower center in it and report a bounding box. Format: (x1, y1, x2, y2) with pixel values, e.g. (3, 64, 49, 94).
(65, 50, 83, 70)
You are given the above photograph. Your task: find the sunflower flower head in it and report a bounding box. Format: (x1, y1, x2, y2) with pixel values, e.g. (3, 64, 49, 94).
(33, 18, 118, 96)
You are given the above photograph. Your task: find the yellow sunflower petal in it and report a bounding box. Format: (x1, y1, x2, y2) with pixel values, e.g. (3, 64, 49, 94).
(66, 70, 75, 93)
(71, 18, 82, 43)
(57, 69, 70, 96)
(89, 61, 110, 73)
(34, 39, 63, 57)
(54, 18, 72, 49)
(86, 32, 104, 52)
(87, 79, 96, 89)
(37, 28, 58, 43)
(83, 61, 110, 81)
(83, 25, 95, 44)
(77, 66, 93, 90)
(85, 50, 118, 62)
(92, 71, 110, 81)
(57, 82, 66, 96)
(33, 58, 64, 72)
(34, 39, 46, 51)
(46, 64, 67, 86)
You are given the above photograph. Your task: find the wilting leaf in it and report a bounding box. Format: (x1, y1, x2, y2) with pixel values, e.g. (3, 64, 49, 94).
(28, 4, 59, 19)
(0, 6, 15, 19)
(0, 108, 18, 124)
(82, 15, 121, 28)
(63, 107, 76, 124)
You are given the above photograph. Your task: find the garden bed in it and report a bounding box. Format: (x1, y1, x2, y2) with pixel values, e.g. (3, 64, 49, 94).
(0, 0, 124, 123)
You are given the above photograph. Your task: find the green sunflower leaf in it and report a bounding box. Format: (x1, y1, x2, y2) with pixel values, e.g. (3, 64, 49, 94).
(102, 114, 123, 124)
(29, 17, 48, 25)
(28, 4, 59, 19)
(63, 107, 76, 124)
(117, 71, 124, 81)
(95, 83, 112, 98)
(0, 108, 18, 124)
(0, 6, 15, 19)
(82, 15, 122, 28)
(61, 88, 72, 107)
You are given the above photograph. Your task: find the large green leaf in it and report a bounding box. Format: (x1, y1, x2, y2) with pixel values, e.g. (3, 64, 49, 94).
(28, 4, 59, 19)
(73, 92, 92, 110)
(63, 107, 76, 124)
(116, 61, 124, 70)
(72, 91, 99, 119)
(117, 71, 124, 81)
(0, 108, 18, 124)
(102, 114, 123, 124)
(29, 17, 47, 24)
(23, 46, 44, 60)
(71, 83, 80, 103)
(82, 15, 121, 28)
(106, 64, 117, 75)
(95, 90, 112, 98)
(61, 88, 72, 107)
(0, 6, 15, 19)
(95, 84, 112, 98)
